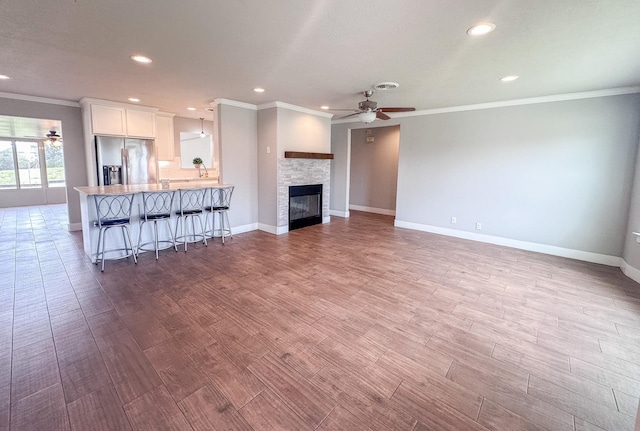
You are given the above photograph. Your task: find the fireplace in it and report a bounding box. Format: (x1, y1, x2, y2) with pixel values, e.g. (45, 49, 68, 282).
(289, 184, 323, 231)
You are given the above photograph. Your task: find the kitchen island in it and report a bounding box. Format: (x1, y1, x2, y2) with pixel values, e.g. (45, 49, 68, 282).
(75, 181, 229, 262)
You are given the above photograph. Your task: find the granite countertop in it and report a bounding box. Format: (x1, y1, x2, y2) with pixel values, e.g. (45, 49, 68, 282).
(160, 177, 219, 182)
(74, 181, 230, 196)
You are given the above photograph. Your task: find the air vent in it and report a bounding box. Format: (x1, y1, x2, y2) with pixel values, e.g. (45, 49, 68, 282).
(373, 82, 399, 91)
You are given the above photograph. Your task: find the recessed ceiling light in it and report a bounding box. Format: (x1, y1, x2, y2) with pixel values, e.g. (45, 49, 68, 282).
(187, 107, 196, 111)
(253, 87, 265, 93)
(500, 75, 519, 82)
(0, 74, 10, 80)
(128, 97, 140, 102)
(467, 23, 496, 36)
(321, 106, 329, 110)
(130, 55, 152, 64)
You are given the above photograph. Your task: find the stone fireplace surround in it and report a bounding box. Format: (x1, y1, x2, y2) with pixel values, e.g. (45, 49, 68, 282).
(277, 158, 330, 233)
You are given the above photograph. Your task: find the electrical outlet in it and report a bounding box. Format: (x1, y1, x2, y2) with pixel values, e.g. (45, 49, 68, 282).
(451, 216, 457, 224)
(266, 146, 271, 154)
(476, 222, 482, 230)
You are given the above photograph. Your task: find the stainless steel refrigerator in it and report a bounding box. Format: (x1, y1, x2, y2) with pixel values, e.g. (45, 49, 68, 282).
(95, 136, 157, 185)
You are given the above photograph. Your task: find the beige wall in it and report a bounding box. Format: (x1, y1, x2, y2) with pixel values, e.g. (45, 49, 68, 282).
(350, 125, 399, 211)
(277, 108, 331, 155)
(257, 108, 278, 227)
(217, 104, 259, 229)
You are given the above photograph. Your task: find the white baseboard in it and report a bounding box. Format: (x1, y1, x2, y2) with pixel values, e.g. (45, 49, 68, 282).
(620, 259, 640, 284)
(349, 205, 396, 216)
(232, 223, 258, 234)
(323, 216, 331, 224)
(68, 222, 82, 232)
(394, 220, 621, 267)
(330, 210, 350, 218)
(258, 223, 289, 235)
(258, 223, 278, 234)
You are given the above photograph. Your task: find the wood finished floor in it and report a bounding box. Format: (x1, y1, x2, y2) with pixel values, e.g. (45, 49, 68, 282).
(1, 204, 640, 431)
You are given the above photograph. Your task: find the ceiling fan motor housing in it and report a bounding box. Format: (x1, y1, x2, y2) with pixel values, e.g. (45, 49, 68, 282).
(359, 100, 378, 112)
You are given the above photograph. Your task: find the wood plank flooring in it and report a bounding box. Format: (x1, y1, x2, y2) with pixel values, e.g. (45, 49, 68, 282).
(1, 204, 640, 430)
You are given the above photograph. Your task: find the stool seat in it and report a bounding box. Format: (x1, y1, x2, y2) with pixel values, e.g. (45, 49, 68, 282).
(175, 209, 202, 216)
(143, 212, 170, 220)
(95, 217, 130, 226)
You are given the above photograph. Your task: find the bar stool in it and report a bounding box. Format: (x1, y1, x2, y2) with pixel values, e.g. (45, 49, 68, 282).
(174, 188, 207, 252)
(137, 191, 178, 259)
(205, 186, 234, 244)
(93, 194, 137, 272)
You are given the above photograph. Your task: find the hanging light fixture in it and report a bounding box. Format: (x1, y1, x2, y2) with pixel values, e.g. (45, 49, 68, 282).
(199, 118, 206, 138)
(45, 130, 63, 146)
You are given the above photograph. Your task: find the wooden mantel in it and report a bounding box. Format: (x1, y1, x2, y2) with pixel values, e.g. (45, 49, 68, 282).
(284, 151, 334, 160)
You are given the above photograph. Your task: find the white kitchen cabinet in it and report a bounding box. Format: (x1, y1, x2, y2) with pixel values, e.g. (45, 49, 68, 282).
(125, 109, 156, 138)
(91, 105, 126, 136)
(155, 113, 175, 160)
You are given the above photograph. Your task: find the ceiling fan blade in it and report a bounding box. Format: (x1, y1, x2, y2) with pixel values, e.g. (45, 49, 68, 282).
(376, 111, 391, 120)
(339, 112, 360, 119)
(378, 107, 416, 112)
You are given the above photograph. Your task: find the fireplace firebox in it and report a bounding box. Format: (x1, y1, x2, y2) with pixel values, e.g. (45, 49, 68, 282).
(289, 184, 322, 231)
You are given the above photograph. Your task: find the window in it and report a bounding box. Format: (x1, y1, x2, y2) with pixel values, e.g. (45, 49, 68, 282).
(16, 140, 41, 188)
(44, 140, 65, 187)
(0, 140, 17, 189)
(0, 138, 65, 189)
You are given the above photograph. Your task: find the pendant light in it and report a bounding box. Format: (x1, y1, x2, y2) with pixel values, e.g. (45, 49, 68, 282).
(199, 118, 206, 138)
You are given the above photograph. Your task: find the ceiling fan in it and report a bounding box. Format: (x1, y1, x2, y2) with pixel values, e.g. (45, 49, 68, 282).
(333, 90, 416, 123)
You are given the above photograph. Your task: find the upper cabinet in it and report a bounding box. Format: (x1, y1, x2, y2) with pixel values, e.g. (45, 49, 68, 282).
(91, 105, 126, 136)
(82, 99, 157, 138)
(155, 112, 175, 160)
(126, 109, 156, 138)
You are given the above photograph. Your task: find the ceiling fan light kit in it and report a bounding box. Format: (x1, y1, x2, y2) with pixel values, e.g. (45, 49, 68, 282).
(358, 112, 377, 123)
(45, 130, 63, 146)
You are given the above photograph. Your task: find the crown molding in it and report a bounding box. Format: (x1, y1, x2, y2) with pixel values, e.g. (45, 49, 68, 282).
(78, 97, 159, 111)
(258, 101, 333, 118)
(0, 92, 80, 107)
(332, 86, 640, 124)
(211, 98, 257, 110)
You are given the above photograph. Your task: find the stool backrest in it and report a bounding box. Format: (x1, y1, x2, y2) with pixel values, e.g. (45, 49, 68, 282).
(141, 191, 175, 220)
(93, 194, 135, 227)
(177, 189, 206, 214)
(210, 186, 234, 210)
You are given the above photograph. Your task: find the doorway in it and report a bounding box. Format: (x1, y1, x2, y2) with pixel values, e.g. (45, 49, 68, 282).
(348, 125, 400, 217)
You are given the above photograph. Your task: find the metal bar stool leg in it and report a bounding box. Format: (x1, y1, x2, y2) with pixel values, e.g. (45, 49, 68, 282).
(167, 219, 178, 252)
(101, 226, 109, 272)
(123, 226, 137, 264)
(136, 220, 145, 258)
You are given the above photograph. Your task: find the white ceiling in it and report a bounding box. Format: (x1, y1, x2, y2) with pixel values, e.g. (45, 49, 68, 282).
(1, 0, 639, 119)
